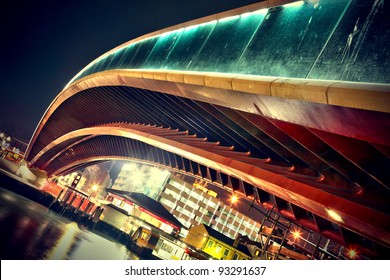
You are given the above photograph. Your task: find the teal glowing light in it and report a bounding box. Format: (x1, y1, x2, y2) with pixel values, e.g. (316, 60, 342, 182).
(218, 15, 240, 23)
(66, 0, 385, 87)
(284, 1, 305, 8)
(241, 8, 268, 18)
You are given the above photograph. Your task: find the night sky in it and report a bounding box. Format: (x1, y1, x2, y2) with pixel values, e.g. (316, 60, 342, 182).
(0, 0, 260, 143)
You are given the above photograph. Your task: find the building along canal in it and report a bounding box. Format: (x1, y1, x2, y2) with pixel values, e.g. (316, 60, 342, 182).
(0, 173, 141, 260)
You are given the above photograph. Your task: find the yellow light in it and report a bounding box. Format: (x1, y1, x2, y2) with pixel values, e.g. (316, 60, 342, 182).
(326, 209, 343, 222)
(347, 248, 358, 259)
(92, 183, 99, 191)
(231, 195, 238, 204)
(292, 230, 301, 239)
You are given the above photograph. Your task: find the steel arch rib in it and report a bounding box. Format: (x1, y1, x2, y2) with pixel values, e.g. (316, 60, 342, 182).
(30, 125, 390, 247)
(25, 69, 390, 160)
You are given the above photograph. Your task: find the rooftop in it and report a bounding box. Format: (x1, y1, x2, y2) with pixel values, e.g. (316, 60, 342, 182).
(203, 224, 252, 257)
(106, 189, 183, 229)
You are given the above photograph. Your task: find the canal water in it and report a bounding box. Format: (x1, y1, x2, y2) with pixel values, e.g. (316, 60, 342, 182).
(0, 187, 140, 260)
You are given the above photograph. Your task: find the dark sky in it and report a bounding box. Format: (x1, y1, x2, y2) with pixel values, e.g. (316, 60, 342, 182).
(0, 0, 260, 143)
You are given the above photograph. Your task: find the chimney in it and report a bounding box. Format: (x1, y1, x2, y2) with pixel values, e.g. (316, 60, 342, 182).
(233, 233, 242, 248)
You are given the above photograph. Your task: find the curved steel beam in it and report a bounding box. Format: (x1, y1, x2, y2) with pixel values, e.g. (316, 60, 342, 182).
(25, 69, 390, 160)
(30, 125, 390, 247)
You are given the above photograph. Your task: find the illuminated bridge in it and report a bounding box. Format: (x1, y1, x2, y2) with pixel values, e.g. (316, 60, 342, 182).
(25, 0, 389, 258)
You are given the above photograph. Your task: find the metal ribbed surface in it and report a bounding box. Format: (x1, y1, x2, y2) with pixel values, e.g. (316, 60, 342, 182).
(24, 83, 390, 257)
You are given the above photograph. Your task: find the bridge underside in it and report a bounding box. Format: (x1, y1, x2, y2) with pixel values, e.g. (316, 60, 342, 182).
(25, 70, 390, 259)
(25, 0, 390, 259)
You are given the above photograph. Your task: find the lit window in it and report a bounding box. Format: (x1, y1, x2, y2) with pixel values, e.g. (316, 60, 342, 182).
(215, 245, 222, 253)
(140, 232, 150, 241)
(113, 198, 122, 206)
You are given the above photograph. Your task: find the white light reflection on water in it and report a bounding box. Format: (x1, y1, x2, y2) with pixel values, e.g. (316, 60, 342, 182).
(47, 222, 133, 260)
(0, 187, 139, 260)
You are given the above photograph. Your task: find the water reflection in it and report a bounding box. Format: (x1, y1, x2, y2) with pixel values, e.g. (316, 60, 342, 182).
(0, 187, 139, 260)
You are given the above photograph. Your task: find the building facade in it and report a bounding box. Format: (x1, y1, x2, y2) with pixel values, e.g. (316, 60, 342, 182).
(56, 162, 111, 198)
(157, 174, 264, 242)
(111, 162, 264, 243)
(111, 162, 170, 199)
(102, 190, 183, 237)
(185, 224, 251, 260)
